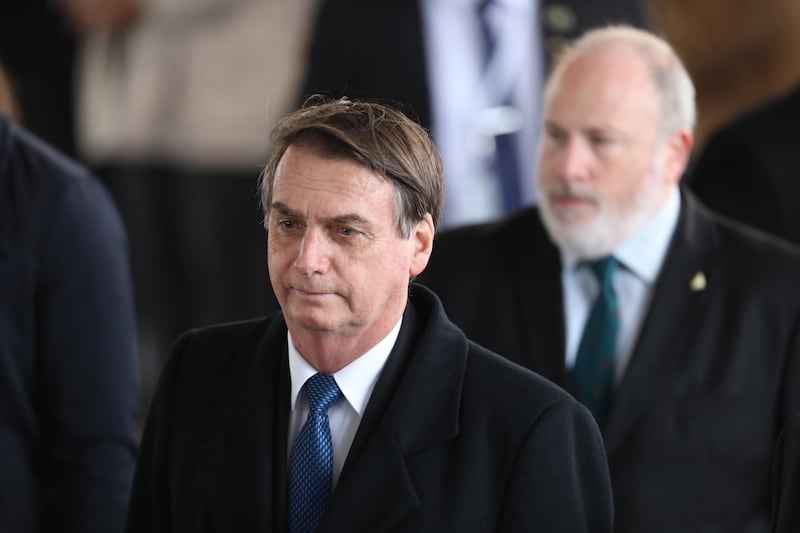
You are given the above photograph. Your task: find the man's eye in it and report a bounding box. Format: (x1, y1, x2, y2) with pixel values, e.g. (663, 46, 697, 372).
(546, 128, 566, 143)
(279, 220, 296, 230)
(338, 227, 354, 236)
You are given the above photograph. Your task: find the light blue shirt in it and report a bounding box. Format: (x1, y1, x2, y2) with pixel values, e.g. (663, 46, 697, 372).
(288, 319, 401, 486)
(561, 188, 681, 382)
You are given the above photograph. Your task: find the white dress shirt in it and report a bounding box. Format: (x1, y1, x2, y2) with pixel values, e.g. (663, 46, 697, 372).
(287, 319, 402, 486)
(561, 188, 681, 382)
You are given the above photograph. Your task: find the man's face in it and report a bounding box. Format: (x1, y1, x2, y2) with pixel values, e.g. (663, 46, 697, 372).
(267, 144, 432, 362)
(536, 45, 675, 258)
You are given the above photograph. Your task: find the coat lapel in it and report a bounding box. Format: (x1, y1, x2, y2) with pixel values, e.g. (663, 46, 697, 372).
(603, 192, 720, 457)
(320, 292, 467, 532)
(192, 317, 292, 532)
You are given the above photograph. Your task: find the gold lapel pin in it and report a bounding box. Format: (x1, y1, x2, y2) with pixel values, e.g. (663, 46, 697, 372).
(689, 271, 706, 292)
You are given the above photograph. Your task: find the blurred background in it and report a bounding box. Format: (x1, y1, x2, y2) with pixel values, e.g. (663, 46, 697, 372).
(3, 0, 798, 421)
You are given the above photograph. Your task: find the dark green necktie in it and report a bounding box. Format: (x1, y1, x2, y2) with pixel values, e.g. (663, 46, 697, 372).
(573, 256, 619, 426)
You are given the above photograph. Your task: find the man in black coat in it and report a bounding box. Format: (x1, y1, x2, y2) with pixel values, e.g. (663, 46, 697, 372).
(126, 98, 613, 532)
(419, 26, 800, 532)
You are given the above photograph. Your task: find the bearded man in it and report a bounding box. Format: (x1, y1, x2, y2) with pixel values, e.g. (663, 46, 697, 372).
(419, 25, 800, 533)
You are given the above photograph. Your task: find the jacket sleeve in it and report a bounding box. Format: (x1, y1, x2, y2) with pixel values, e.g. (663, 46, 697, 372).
(37, 174, 140, 532)
(498, 397, 614, 532)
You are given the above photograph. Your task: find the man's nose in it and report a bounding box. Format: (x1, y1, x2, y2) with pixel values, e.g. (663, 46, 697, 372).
(293, 227, 330, 276)
(556, 140, 591, 182)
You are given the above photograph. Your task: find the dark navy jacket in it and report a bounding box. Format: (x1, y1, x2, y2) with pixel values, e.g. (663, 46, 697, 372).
(0, 113, 139, 532)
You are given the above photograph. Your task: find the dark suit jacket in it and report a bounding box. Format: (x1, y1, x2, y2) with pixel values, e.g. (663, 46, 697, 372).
(772, 412, 800, 533)
(300, 0, 651, 129)
(0, 113, 139, 531)
(418, 190, 800, 533)
(688, 83, 800, 245)
(126, 285, 613, 532)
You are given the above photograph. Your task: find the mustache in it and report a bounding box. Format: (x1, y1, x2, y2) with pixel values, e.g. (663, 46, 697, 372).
(543, 182, 600, 204)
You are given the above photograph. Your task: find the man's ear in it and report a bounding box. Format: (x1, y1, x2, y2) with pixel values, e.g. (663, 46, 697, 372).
(409, 213, 435, 277)
(665, 128, 694, 185)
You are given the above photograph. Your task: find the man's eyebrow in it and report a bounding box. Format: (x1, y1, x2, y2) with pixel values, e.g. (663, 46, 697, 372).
(270, 202, 371, 226)
(271, 202, 302, 217)
(329, 213, 371, 226)
(543, 120, 567, 133)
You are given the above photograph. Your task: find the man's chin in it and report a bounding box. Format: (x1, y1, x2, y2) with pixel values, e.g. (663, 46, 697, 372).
(289, 314, 338, 333)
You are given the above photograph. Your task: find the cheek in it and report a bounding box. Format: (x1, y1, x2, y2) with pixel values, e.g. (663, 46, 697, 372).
(267, 236, 294, 270)
(359, 246, 413, 284)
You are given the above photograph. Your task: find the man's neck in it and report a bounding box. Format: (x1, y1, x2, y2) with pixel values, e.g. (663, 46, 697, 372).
(290, 319, 403, 374)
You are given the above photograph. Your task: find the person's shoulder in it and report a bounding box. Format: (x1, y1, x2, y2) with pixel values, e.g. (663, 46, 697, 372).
(712, 209, 800, 265)
(697, 201, 800, 285)
(463, 338, 579, 418)
(697, 85, 800, 162)
(729, 84, 800, 139)
(172, 315, 279, 365)
(154, 313, 283, 397)
(8, 119, 92, 184)
(436, 208, 541, 245)
(1, 117, 107, 216)
(428, 208, 546, 274)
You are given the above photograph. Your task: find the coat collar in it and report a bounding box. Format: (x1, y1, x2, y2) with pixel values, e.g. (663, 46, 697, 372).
(191, 286, 469, 531)
(322, 284, 467, 531)
(192, 315, 292, 531)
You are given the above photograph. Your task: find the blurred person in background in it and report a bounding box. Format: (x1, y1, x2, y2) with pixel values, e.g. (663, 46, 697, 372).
(63, 0, 315, 412)
(420, 26, 800, 532)
(300, 0, 654, 228)
(653, 0, 800, 247)
(0, 63, 139, 533)
(648, 0, 800, 151)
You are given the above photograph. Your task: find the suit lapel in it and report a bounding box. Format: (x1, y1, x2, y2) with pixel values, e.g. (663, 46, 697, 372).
(192, 318, 292, 532)
(604, 192, 720, 457)
(320, 292, 466, 532)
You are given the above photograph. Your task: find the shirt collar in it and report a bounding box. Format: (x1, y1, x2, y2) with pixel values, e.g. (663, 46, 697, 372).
(559, 187, 681, 283)
(288, 318, 403, 416)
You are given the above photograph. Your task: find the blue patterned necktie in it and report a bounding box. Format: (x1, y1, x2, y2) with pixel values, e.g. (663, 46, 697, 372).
(289, 373, 341, 533)
(573, 256, 620, 426)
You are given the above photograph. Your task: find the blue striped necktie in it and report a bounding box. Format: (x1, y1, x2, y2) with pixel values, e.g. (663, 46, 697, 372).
(573, 256, 619, 426)
(289, 373, 341, 533)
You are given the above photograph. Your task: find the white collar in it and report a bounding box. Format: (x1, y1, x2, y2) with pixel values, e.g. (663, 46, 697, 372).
(288, 318, 403, 417)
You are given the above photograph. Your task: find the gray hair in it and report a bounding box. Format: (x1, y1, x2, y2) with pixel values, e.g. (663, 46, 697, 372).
(545, 25, 696, 136)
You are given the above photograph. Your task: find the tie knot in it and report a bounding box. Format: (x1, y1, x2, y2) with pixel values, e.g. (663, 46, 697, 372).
(305, 373, 341, 415)
(587, 256, 618, 289)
